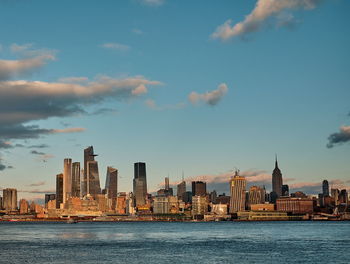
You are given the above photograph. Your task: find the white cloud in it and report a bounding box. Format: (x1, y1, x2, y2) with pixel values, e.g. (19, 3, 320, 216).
(101, 42, 130, 52)
(51, 127, 86, 134)
(58, 76, 89, 83)
(140, 0, 164, 6)
(211, 0, 322, 40)
(132, 28, 144, 35)
(189, 83, 228, 106)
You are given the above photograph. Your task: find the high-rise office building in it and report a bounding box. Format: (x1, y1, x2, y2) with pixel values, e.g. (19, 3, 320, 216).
(282, 184, 289, 197)
(45, 194, 56, 209)
(248, 186, 265, 206)
(177, 180, 186, 200)
(2, 188, 17, 211)
(56, 173, 63, 209)
(229, 171, 246, 213)
(86, 161, 101, 198)
(192, 181, 207, 196)
(63, 158, 72, 203)
(19, 199, 29, 214)
(71, 162, 81, 197)
(165, 177, 170, 190)
(322, 180, 329, 197)
(105, 167, 118, 200)
(0, 195, 2, 210)
(82, 146, 97, 197)
(272, 157, 283, 197)
(133, 162, 148, 207)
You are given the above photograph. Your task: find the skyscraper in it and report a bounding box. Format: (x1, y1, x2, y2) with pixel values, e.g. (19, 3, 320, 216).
(63, 158, 72, 203)
(105, 167, 118, 200)
(192, 181, 207, 196)
(86, 161, 101, 198)
(272, 156, 283, 197)
(248, 186, 265, 206)
(282, 184, 289, 197)
(82, 146, 96, 197)
(133, 162, 148, 207)
(165, 177, 170, 190)
(322, 180, 329, 197)
(229, 171, 246, 213)
(56, 173, 63, 209)
(71, 162, 81, 197)
(177, 180, 186, 200)
(2, 188, 17, 212)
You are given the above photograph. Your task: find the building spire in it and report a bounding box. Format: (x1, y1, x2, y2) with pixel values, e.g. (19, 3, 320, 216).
(275, 154, 279, 169)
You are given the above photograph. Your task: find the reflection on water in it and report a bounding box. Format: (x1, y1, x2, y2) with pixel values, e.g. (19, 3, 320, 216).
(0, 221, 349, 264)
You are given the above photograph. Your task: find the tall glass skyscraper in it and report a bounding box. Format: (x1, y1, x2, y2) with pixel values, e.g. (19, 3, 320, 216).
(56, 173, 63, 209)
(82, 146, 101, 198)
(105, 167, 118, 200)
(86, 161, 101, 199)
(133, 162, 148, 207)
(71, 162, 81, 198)
(63, 158, 72, 203)
(322, 180, 329, 196)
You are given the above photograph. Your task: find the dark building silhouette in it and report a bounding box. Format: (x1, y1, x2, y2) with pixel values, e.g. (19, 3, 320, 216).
(272, 156, 283, 197)
(45, 194, 56, 208)
(322, 180, 329, 196)
(282, 184, 289, 196)
(182, 191, 193, 203)
(82, 146, 96, 197)
(105, 167, 118, 200)
(86, 161, 101, 198)
(133, 162, 148, 206)
(71, 162, 81, 197)
(56, 173, 63, 209)
(177, 180, 186, 200)
(192, 181, 207, 196)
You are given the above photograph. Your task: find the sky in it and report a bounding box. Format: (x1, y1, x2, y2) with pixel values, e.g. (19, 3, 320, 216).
(0, 0, 349, 201)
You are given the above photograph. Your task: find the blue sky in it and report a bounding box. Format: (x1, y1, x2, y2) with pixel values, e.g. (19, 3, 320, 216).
(0, 0, 349, 200)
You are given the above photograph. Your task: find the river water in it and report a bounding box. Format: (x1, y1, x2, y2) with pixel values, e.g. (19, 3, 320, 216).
(0, 221, 349, 263)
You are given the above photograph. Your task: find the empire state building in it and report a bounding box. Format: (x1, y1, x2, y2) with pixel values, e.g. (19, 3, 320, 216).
(272, 157, 283, 197)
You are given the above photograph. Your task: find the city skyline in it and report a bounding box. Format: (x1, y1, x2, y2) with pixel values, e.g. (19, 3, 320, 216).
(0, 0, 349, 201)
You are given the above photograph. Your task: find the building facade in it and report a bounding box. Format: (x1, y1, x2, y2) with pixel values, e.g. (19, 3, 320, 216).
(229, 171, 246, 213)
(71, 162, 81, 197)
(133, 162, 148, 207)
(2, 188, 17, 212)
(192, 181, 206, 196)
(56, 173, 63, 209)
(276, 197, 314, 214)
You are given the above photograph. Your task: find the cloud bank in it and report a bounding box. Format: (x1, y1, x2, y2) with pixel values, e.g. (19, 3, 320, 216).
(189, 83, 228, 106)
(212, 0, 322, 40)
(327, 125, 350, 148)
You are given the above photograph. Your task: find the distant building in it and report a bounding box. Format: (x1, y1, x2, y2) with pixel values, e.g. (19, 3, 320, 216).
(3, 188, 17, 211)
(105, 167, 118, 202)
(272, 157, 283, 197)
(45, 194, 56, 209)
(192, 181, 206, 196)
(153, 196, 169, 214)
(339, 189, 349, 204)
(82, 146, 96, 197)
(116, 193, 126, 214)
(56, 173, 63, 209)
(192, 195, 208, 216)
(0, 195, 2, 210)
(276, 197, 314, 214)
(19, 199, 29, 214)
(63, 158, 72, 203)
(282, 185, 289, 196)
(182, 191, 192, 203)
(71, 162, 81, 197)
(211, 204, 228, 215)
(291, 191, 307, 198)
(331, 188, 340, 206)
(250, 203, 275, 211)
(229, 171, 246, 213)
(209, 190, 217, 203)
(87, 161, 101, 199)
(133, 162, 148, 207)
(177, 180, 186, 200)
(248, 186, 265, 207)
(322, 180, 329, 197)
